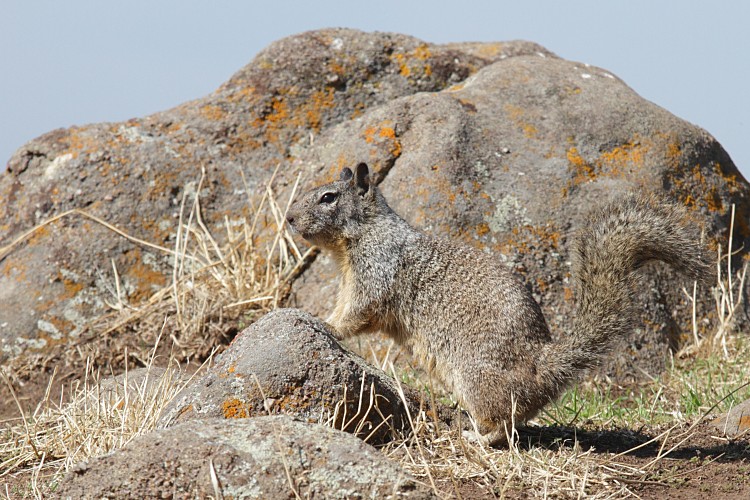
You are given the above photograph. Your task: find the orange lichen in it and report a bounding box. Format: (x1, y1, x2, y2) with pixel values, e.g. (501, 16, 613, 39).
(390, 45, 433, 80)
(475, 223, 491, 237)
(1, 260, 27, 282)
(498, 224, 561, 255)
(60, 274, 84, 300)
(393, 53, 411, 77)
(226, 86, 256, 104)
(713, 162, 741, 192)
(665, 141, 682, 169)
(564, 137, 652, 192)
(62, 128, 99, 159)
(26, 225, 51, 246)
(522, 124, 538, 138)
(222, 398, 249, 419)
(39, 316, 74, 340)
(414, 45, 431, 60)
(476, 43, 504, 59)
(121, 248, 168, 304)
(363, 122, 402, 159)
(328, 60, 347, 76)
(350, 101, 366, 119)
(278, 391, 314, 412)
(250, 86, 337, 149)
(140, 170, 179, 204)
(303, 88, 336, 131)
(668, 163, 727, 215)
(504, 105, 539, 139)
(599, 140, 647, 169)
(566, 147, 596, 184)
(200, 104, 227, 121)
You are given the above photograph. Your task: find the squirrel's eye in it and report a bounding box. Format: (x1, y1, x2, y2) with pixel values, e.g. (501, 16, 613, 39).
(320, 192, 338, 204)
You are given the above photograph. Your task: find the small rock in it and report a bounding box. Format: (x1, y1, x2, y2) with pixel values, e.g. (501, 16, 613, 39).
(158, 309, 424, 444)
(710, 398, 750, 437)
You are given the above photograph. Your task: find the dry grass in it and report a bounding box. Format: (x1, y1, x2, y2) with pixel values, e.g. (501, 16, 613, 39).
(1, 191, 748, 498)
(86, 164, 316, 364)
(1, 343, 194, 496)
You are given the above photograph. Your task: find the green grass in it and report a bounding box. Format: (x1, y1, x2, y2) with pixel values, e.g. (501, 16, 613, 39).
(541, 337, 750, 431)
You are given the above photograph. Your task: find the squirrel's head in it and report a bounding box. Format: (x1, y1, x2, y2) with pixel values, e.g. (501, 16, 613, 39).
(286, 162, 381, 247)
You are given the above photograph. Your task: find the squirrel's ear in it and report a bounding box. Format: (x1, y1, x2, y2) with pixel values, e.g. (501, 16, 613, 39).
(355, 162, 370, 195)
(340, 167, 353, 181)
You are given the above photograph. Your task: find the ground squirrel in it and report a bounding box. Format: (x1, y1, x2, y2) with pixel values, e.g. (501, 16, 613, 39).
(286, 163, 713, 446)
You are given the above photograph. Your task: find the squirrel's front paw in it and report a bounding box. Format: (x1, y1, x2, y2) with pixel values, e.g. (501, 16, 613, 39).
(461, 430, 490, 447)
(324, 317, 346, 340)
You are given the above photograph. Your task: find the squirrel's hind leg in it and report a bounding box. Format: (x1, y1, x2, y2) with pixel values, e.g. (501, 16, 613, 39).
(461, 426, 511, 448)
(456, 367, 544, 448)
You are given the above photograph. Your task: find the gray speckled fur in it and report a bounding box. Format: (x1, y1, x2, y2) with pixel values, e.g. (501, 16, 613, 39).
(287, 163, 713, 446)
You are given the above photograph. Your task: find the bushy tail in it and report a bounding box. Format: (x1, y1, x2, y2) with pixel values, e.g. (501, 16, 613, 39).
(538, 194, 714, 392)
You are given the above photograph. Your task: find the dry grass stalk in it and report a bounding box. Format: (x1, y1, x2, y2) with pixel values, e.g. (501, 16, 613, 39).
(92, 165, 313, 362)
(320, 372, 399, 444)
(681, 203, 748, 359)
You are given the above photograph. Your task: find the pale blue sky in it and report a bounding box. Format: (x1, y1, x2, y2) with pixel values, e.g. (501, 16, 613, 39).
(2, 1, 748, 180)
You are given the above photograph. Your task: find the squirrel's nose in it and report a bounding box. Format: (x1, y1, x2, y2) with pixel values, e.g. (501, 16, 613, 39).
(286, 214, 295, 226)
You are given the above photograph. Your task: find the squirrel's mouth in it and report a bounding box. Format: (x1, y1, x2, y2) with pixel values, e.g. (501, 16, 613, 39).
(287, 224, 313, 242)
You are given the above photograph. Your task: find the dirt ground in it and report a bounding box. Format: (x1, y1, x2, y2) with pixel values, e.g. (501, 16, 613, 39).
(440, 422, 750, 498)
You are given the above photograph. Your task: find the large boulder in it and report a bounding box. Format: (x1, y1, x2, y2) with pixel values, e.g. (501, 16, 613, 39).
(158, 308, 424, 444)
(1, 28, 748, 409)
(58, 415, 434, 499)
